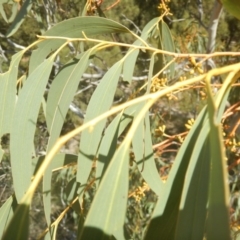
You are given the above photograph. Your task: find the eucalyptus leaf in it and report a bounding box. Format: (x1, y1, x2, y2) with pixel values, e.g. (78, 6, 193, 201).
(97, 106, 136, 186)
(0, 196, 15, 237)
(6, 0, 33, 37)
(122, 17, 160, 83)
(206, 82, 231, 240)
(0, 51, 24, 137)
(10, 58, 54, 202)
(77, 60, 123, 185)
(29, 17, 131, 73)
(80, 133, 129, 239)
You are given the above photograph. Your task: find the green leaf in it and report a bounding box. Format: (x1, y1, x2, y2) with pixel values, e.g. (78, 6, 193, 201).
(2, 202, 30, 240)
(122, 17, 160, 83)
(0, 0, 8, 23)
(175, 129, 210, 239)
(80, 136, 129, 239)
(145, 81, 231, 239)
(77, 60, 123, 185)
(37, 153, 77, 225)
(29, 16, 131, 73)
(6, 0, 33, 37)
(10, 58, 54, 202)
(0, 51, 24, 137)
(160, 21, 175, 78)
(81, 94, 151, 239)
(145, 106, 209, 240)
(154, 21, 175, 78)
(174, 83, 231, 239)
(206, 84, 231, 239)
(46, 51, 92, 147)
(222, 0, 240, 20)
(44, 50, 91, 225)
(64, 177, 81, 204)
(0, 196, 15, 237)
(97, 106, 135, 186)
(8, 2, 18, 23)
(132, 105, 164, 195)
(122, 49, 139, 83)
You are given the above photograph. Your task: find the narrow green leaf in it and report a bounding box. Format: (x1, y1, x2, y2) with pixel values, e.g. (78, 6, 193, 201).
(46, 51, 92, 146)
(63, 177, 82, 218)
(6, 0, 33, 37)
(0, 0, 8, 23)
(0, 196, 14, 237)
(122, 17, 160, 83)
(122, 49, 139, 83)
(2, 202, 30, 240)
(44, 51, 91, 225)
(175, 131, 210, 239)
(10, 58, 54, 202)
(206, 88, 230, 239)
(132, 105, 163, 195)
(145, 85, 231, 239)
(34, 153, 77, 225)
(97, 106, 135, 186)
(8, 2, 18, 23)
(153, 25, 164, 78)
(80, 138, 129, 239)
(64, 177, 80, 204)
(81, 95, 151, 239)
(145, 107, 208, 240)
(160, 21, 175, 78)
(154, 21, 175, 78)
(0, 51, 24, 137)
(77, 61, 123, 185)
(175, 81, 232, 238)
(143, 114, 164, 192)
(29, 16, 131, 73)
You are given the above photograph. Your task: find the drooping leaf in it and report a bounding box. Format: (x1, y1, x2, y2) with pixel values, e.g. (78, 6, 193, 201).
(36, 153, 77, 225)
(2, 202, 30, 240)
(77, 60, 123, 185)
(80, 133, 129, 239)
(174, 83, 231, 239)
(97, 106, 135, 186)
(0, 0, 18, 23)
(154, 21, 175, 78)
(8, 2, 18, 23)
(132, 104, 164, 195)
(174, 130, 210, 239)
(206, 80, 231, 240)
(160, 21, 175, 78)
(10, 58, 54, 202)
(6, 0, 33, 37)
(46, 50, 93, 147)
(145, 106, 209, 239)
(145, 78, 231, 239)
(81, 93, 152, 239)
(0, 196, 16, 237)
(122, 17, 160, 83)
(0, 51, 24, 137)
(29, 16, 131, 73)
(0, 0, 9, 23)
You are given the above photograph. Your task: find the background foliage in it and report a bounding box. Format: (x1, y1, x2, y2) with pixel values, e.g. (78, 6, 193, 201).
(0, 0, 240, 239)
